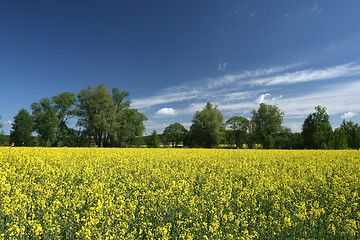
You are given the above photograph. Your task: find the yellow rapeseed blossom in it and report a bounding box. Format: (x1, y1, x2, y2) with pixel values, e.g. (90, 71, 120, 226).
(0, 147, 359, 239)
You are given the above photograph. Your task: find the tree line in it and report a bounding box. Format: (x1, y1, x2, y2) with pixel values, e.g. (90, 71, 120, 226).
(1, 84, 360, 149)
(7, 84, 147, 147)
(145, 102, 360, 149)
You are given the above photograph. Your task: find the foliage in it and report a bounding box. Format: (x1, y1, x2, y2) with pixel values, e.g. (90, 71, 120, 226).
(10, 109, 34, 146)
(0, 148, 359, 239)
(336, 120, 360, 149)
(187, 102, 224, 148)
(31, 98, 59, 146)
(226, 116, 251, 148)
(77, 84, 147, 147)
(110, 108, 147, 147)
(251, 103, 285, 149)
(301, 106, 334, 149)
(51, 92, 77, 146)
(163, 123, 188, 147)
(0, 115, 4, 145)
(144, 130, 160, 148)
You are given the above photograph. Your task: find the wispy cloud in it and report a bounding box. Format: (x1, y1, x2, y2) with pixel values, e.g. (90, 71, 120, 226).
(250, 12, 257, 18)
(311, 4, 323, 14)
(218, 62, 227, 71)
(133, 62, 360, 133)
(250, 63, 360, 86)
(206, 63, 300, 89)
(132, 90, 199, 109)
(341, 112, 357, 119)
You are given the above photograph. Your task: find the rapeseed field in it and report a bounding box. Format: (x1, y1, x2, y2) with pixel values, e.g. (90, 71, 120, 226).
(0, 147, 359, 239)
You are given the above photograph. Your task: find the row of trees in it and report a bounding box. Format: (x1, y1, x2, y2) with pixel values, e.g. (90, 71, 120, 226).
(155, 103, 360, 149)
(3, 83, 360, 149)
(9, 84, 147, 147)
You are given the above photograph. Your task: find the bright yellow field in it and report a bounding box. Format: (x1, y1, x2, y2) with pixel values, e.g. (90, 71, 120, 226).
(0, 148, 359, 239)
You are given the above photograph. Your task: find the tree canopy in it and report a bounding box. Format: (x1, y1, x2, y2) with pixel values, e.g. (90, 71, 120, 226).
(10, 109, 33, 146)
(186, 102, 224, 148)
(301, 106, 334, 149)
(77, 84, 147, 147)
(163, 123, 188, 147)
(251, 103, 285, 149)
(226, 116, 251, 148)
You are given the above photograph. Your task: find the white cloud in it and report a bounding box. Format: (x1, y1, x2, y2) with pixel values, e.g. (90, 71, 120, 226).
(155, 108, 176, 116)
(3, 120, 12, 125)
(250, 12, 257, 18)
(341, 112, 357, 119)
(256, 93, 271, 104)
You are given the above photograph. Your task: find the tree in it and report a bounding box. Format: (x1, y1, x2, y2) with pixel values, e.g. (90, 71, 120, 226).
(187, 102, 224, 148)
(163, 123, 188, 147)
(145, 130, 160, 148)
(10, 109, 33, 146)
(226, 116, 251, 148)
(0, 115, 5, 145)
(334, 128, 348, 149)
(77, 84, 115, 147)
(336, 120, 360, 149)
(301, 106, 334, 149)
(52, 92, 77, 146)
(251, 103, 285, 149)
(110, 108, 147, 147)
(77, 84, 147, 147)
(31, 98, 59, 146)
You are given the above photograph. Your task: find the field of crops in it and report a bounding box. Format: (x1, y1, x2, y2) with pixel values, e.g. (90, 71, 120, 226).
(0, 148, 359, 239)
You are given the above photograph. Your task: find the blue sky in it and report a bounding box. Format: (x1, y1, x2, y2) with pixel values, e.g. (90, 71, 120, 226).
(1, 1, 360, 135)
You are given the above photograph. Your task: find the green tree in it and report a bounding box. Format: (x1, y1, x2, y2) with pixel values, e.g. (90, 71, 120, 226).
(301, 106, 334, 149)
(163, 123, 188, 147)
(145, 130, 160, 148)
(187, 102, 224, 148)
(10, 109, 34, 146)
(0, 115, 5, 145)
(77, 84, 147, 147)
(334, 128, 348, 149)
(31, 98, 59, 146)
(251, 103, 285, 149)
(226, 116, 251, 148)
(336, 120, 360, 149)
(111, 108, 147, 147)
(52, 92, 77, 146)
(77, 84, 115, 147)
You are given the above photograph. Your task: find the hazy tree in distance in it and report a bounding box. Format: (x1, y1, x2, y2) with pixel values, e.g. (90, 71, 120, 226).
(251, 103, 285, 149)
(31, 98, 60, 146)
(187, 102, 224, 148)
(10, 109, 33, 146)
(226, 116, 251, 148)
(301, 106, 334, 149)
(163, 123, 188, 147)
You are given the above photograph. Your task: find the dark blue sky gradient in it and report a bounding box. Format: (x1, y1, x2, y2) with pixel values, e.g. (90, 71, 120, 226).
(1, 1, 360, 134)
